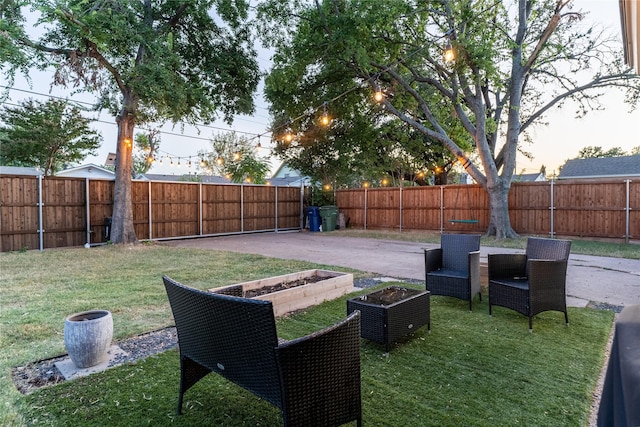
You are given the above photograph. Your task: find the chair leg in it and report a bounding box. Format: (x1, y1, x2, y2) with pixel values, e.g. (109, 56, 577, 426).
(565, 311, 569, 326)
(529, 316, 533, 333)
(489, 303, 492, 317)
(177, 390, 184, 415)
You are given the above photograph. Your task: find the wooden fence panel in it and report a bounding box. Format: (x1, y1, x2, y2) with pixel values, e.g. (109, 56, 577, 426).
(243, 185, 276, 231)
(276, 186, 301, 229)
(132, 181, 150, 240)
(508, 182, 551, 235)
(150, 182, 199, 238)
(442, 185, 488, 233)
(2, 174, 636, 251)
(202, 184, 242, 234)
(401, 186, 440, 230)
(631, 181, 640, 240)
(0, 176, 39, 251)
(553, 180, 628, 238)
(41, 178, 86, 248)
(366, 188, 401, 229)
(335, 189, 366, 228)
(88, 180, 114, 243)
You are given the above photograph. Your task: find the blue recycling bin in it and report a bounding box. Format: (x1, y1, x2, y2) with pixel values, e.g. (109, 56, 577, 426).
(306, 206, 321, 232)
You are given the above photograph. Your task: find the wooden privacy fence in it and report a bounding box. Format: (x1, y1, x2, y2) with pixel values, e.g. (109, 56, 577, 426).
(336, 179, 639, 242)
(0, 175, 303, 252)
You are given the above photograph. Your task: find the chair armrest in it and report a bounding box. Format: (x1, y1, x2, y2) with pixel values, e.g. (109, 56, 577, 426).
(424, 248, 443, 274)
(275, 311, 361, 426)
(469, 250, 480, 289)
(488, 254, 528, 281)
(527, 260, 569, 292)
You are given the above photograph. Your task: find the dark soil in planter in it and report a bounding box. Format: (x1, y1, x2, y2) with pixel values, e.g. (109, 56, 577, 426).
(244, 274, 328, 298)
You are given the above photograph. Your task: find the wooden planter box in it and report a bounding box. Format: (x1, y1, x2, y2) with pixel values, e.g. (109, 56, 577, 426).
(209, 269, 355, 316)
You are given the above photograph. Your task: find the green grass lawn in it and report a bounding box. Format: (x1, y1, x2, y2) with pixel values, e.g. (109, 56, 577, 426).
(1, 244, 614, 426)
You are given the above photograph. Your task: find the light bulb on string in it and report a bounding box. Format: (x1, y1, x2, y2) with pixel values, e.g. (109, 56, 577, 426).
(216, 156, 224, 165)
(200, 158, 206, 167)
(373, 82, 384, 102)
(320, 102, 330, 126)
(283, 130, 293, 143)
(444, 40, 455, 63)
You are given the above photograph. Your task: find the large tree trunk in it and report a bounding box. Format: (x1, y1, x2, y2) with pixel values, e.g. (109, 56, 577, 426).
(110, 108, 138, 244)
(485, 179, 519, 239)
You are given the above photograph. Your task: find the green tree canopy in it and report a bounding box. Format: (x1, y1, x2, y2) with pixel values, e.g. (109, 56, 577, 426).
(199, 132, 271, 184)
(0, 98, 101, 175)
(577, 146, 629, 158)
(259, 0, 640, 238)
(132, 128, 161, 176)
(2, 1, 260, 243)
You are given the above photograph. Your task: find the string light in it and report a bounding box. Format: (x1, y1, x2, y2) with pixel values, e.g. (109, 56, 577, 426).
(128, 34, 455, 172)
(373, 82, 384, 102)
(444, 40, 455, 62)
(320, 102, 330, 126)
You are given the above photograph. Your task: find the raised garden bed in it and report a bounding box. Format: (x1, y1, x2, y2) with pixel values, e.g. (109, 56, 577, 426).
(209, 269, 355, 316)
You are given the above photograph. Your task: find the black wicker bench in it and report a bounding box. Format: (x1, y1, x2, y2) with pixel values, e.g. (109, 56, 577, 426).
(163, 275, 362, 426)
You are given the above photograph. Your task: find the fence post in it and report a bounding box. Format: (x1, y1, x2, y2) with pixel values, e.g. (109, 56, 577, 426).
(399, 186, 403, 231)
(38, 175, 44, 251)
(549, 179, 555, 238)
(85, 178, 91, 247)
(364, 187, 368, 230)
(199, 182, 203, 236)
(148, 181, 153, 240)
(440, 185, 444, 234)
(300, 182, 304, 229)
(241, 184, 245, 233)
(275, 186, 279, 232)
(625, 179, 631, 244)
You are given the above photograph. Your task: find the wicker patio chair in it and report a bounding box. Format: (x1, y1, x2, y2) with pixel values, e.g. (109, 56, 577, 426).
(424, 233, 481, 311)
(163, 275, 362, 427)
(488, 237, 572, 332)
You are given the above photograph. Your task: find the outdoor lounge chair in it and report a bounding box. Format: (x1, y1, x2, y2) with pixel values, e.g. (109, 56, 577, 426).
(488, 237, 572, 332)
(162, 275, 362, 427)
(424, 233, 481, 311)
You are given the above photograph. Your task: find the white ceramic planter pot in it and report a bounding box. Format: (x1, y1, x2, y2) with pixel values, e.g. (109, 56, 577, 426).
(64, 310, 113, 369)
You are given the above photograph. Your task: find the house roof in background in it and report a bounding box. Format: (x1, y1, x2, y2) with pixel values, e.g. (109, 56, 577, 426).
(56, 163, 115, 179)
(0, 166, 43, 176)
(558, 155, 640, 179)
(512, 172, 546, 182)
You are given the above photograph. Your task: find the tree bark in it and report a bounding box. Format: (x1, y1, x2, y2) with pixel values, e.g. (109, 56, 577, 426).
(110, 105, 138, 244)
(485, 179, 519, 239)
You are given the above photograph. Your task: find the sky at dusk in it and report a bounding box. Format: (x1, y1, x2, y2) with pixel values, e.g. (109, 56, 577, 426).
(3, 0, 638, 177)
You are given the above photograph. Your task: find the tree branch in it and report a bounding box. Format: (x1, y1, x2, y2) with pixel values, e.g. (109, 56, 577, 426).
(521, 72, 640, 131)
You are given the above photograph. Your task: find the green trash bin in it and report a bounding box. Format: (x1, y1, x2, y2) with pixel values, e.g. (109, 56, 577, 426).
(319, 205, 339, 232)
